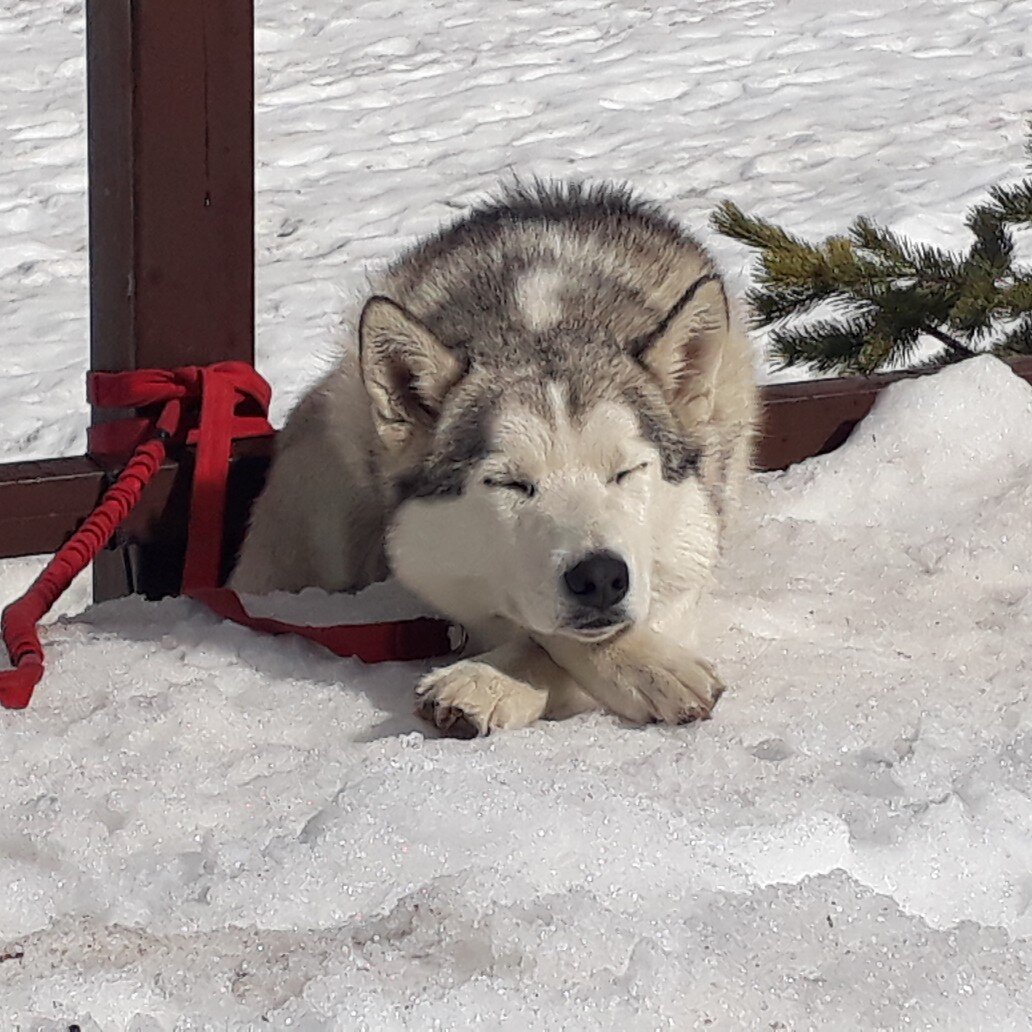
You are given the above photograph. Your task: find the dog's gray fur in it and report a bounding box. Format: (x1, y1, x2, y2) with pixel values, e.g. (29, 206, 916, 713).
(232, 181, 758, 734)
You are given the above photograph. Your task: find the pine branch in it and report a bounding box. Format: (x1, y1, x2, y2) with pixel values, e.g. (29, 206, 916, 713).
(713, 202, 852, 303)
(1000, 277, 1032, 317)
(965, 205, 1015, 269)
(768, 312, 876, 372)
(851, 217, 962, 281)
(746, 285, 836, 324)
(921, 325, 977, 359)
(984, 180, 1032, 225)
(863, 288, 969, 364)
(994, 314, 1032, 356)
(712, 200, 813, 254)
(711, 124, 1032, 373)
(946, 254, 1000, 339)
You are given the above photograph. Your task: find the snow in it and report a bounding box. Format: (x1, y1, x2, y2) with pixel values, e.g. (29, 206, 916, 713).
(2, 356, 1031, 1029)
(2, 0, 1031, 458)
(4, 0, 1032, 1027)
(241, 581, 436, 626)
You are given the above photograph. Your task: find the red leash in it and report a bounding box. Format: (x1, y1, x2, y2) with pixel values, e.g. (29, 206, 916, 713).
(189, 587, 452, 665)
(0, 363, 452, 710)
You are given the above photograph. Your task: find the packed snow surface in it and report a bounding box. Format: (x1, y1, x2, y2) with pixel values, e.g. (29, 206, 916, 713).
(4, 0, 1032, 1027)
(2, 0, 1031, 459)
(1, 355, 1030, 1030)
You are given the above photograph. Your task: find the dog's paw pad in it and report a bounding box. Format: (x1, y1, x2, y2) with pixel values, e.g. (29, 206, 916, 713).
(415, 660, 546, 737)
(415, 697, 479, 739)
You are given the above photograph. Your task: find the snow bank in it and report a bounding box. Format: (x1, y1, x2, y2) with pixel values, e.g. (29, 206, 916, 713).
(1, 356, 1030, 1030)
(3, 0, 1031, 458)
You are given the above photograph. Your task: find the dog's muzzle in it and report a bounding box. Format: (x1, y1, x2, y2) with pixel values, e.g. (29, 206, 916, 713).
(559, 550, 632, 642)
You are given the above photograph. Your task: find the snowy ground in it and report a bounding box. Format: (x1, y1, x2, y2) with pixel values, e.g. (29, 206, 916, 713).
(4, 0, 1032, 1028)
(2, 0, 1031, 458)
(1, 356, 1031, 1029)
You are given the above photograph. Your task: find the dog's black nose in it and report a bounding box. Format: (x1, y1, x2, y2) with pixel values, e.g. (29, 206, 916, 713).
(563, 551, 629, 611)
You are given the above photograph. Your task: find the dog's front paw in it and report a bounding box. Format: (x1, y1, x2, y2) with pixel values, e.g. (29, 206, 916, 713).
(631, 653, 726, 725)
(532, 632, 728, 727)
(415, 660, 547, 738)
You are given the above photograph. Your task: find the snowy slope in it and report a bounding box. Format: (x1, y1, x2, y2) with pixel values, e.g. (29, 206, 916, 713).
(4, 1, 1032, 1028)
(2, 0, 1031, 458)
(1, 356, 1031, 1030)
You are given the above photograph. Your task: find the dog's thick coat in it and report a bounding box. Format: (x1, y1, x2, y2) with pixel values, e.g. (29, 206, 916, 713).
(232, 182, 758, 734)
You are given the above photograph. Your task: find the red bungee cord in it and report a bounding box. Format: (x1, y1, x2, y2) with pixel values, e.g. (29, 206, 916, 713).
(0, 363, 451, 710)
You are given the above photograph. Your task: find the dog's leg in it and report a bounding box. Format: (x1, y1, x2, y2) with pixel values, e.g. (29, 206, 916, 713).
(415, 638, 592, 738)
(535, 627, 726, 725)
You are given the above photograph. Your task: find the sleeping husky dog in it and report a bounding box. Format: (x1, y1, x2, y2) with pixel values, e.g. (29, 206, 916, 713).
(231, 182, 758, 736)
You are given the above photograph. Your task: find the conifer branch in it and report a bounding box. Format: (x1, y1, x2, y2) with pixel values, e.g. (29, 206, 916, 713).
(920, 325, 976, 360)
(984, 180, 1032, 226)
(997, 314, 1032, 356)
(711, 125, 1032, 374)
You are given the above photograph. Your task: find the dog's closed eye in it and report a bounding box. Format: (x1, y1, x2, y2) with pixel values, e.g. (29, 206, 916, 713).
(609, 462, 649, 486)
(483, 476, 537, 498)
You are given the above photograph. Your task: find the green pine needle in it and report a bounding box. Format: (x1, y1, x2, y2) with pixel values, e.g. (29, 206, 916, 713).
(997, 314, 1032, 356)
(985, 180, 1032, 225)
(710, 124, 1032, 374)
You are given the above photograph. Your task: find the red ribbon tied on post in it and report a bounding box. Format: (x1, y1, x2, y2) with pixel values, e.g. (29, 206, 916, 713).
(87, 362, 274, 592)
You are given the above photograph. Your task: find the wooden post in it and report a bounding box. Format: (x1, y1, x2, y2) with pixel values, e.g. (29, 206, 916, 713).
(85, 0, 255, 599)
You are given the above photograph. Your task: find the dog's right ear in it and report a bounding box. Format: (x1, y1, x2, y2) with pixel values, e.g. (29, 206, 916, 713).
(359, 296, 465, 450)
(633, 274, 729, 423)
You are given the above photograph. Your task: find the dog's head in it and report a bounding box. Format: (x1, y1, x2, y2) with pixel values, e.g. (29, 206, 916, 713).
(358, 280, 726, 640)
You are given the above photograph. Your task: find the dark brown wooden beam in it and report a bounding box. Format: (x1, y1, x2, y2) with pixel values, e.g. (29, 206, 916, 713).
(85, 0, 255, 598)
(756, 356, 1032, 470)
(0, 440, 272, 598)
(86, 0, 255, 376)
(0, 458, 109, 559)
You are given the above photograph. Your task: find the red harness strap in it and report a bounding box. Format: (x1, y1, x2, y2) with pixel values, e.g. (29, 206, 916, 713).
(1, 363, 452, 710)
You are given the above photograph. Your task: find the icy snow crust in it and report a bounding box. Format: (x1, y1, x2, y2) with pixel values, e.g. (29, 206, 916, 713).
(4, 0, 1032, 1026)
(2, 0, 1032, 458)
(1, 356, 1031, 1029)
(241, 581, 436, 626)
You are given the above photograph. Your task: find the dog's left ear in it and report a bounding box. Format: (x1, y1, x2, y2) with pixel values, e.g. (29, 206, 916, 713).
(359, 296, 466, 450)
(634, 274, 729, 422)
